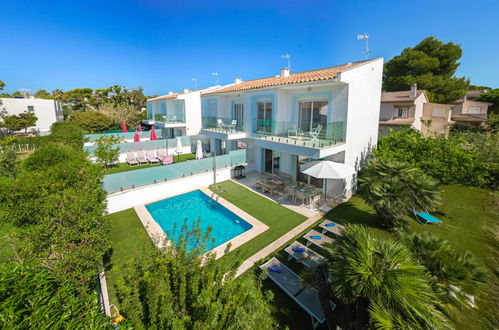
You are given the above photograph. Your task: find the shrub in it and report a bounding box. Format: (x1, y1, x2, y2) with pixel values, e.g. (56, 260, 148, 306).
(70, 111, 112, 133)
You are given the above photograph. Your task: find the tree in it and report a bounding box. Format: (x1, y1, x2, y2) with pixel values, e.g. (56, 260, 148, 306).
(51, 88, 65, 102)
(384, 36, 469, 103)
(116, 219, 275, 329)
(399, 231, 487, 320)
(49, 122, 85, 150)
(0, 148, 19, 178)
(0, 262, 109, 329)
(0, 111, 37, 133)
(18, 111, 37, 132)
(324, 225, 448, 329)
(477, 88, 499, 114)
(99, 101, 144, 128)
(70, 110, 112, 133)
(34, 89, 51, 99)
(94, 135, 122, 167)
(359, 156, 440, 228)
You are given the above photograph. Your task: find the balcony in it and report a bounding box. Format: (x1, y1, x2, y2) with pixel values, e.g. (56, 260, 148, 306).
(201, 117, 248, 140)
(142, 114, 186, 128)
(252, 120, 346, 157)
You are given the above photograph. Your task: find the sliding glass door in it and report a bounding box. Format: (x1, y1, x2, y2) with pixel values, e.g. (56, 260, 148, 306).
(298, 100, 327, 132)
(233, 103, 244, 129)
(256, 101, 272, 134)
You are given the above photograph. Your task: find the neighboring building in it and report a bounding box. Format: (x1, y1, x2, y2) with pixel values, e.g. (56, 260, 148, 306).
(200, 58, 384, 200)
(379, 84, 454, 137)
(0, 97, 64, 134)
(144, 85, 227, 138)
(451, 93, 491, 127)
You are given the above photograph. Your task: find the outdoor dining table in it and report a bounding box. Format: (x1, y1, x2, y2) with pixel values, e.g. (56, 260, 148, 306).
(287, 183, 321, 207)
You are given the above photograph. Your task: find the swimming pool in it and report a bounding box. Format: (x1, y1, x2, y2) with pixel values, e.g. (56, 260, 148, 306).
(145, 190, 253, 251)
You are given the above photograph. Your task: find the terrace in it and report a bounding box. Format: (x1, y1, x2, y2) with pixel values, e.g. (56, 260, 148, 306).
(200, 116, 248, 140)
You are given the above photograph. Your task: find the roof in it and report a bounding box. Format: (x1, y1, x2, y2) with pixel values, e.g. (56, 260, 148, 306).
(451, 114, 490, 122)
(454, 98, 492, 105)
(381, 90, 426, 103)
(148, 93, 180, 101)
(204, 59, 377, 95)
(379, 118, 415, 126)
(466, 90, 489, 98)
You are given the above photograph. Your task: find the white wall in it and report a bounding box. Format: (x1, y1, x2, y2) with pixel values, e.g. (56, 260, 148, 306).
(0, 98, 63, 133)
(106, 168, 231, 213)
(179, 91, 202, 136)
(339, 58, 384, 170)
(412, 94, 426, 131)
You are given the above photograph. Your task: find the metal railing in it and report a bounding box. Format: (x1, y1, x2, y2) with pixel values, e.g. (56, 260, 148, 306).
(202, 116, 245, 133)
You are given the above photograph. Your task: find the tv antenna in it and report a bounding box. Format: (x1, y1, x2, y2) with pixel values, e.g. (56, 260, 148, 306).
(211, 72, 219, 85)
(356, 33, 370, 60)
(192, 78, 198, 89)
(281, 53, 291, 70)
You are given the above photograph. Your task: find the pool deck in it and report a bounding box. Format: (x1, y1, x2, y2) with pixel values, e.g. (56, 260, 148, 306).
(133, 187, 269, 260)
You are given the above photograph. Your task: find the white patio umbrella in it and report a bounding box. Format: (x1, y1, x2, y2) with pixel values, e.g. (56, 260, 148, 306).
(175, 137, 183, 162)
(195, 140, 203, 159)
(300, 160, 356, 203)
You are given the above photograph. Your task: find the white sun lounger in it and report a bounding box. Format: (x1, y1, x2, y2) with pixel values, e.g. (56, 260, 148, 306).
(260, 257, 335, 329)
(135, 150, 149, 165)
(285, 241, 325, 268)
(303, 230, 334, 249)
(319, 220, 345, 236)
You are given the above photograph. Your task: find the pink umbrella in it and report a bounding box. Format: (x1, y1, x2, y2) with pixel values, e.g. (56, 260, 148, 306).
(137, 124, 142, 132)
(150, 125, 157, 140)
(121, 121, 128, 133)
(134, 131, 140, 142)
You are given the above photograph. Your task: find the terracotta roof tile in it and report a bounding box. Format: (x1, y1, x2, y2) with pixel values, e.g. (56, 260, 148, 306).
(148, 93, 180, 101)
(381, 90, 425, 102)
(204, 59, 374, 95)
(379, 118, 415, 126)
(451, 115, 490, 122)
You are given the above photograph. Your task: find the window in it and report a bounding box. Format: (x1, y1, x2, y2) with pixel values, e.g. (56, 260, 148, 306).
(298, 100, 328, 132)
(393, 107, 408, 118)
(468, 106, 481, 114)
(233, 103, 244, 129)
(256, 101, 272, 133)
(207, 101, 217, 117)
(27, 106, 34, 112)
(432, 108, 445, 118)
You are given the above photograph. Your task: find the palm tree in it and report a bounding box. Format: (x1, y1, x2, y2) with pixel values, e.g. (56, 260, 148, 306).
(324, 225, 449, 329)
(399, 231, 488, 320)
(359, 156, 440, 228)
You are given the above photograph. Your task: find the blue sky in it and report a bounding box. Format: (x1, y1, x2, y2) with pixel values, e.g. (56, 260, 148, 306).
(1, 0, 498, 95)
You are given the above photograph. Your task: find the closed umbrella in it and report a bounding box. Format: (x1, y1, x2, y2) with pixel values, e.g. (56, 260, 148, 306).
(137, 124, 142, 132)
(175, 137, 183, 162)
(121, 121, 128, 133)
(300, 160, 356, 204)
(195, 140, 203, 159)
(150, 125, 157, 140)
(133, 131, 140, 142)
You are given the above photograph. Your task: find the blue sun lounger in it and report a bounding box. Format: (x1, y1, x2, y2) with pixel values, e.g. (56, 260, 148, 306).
(413, 210, 442, 224)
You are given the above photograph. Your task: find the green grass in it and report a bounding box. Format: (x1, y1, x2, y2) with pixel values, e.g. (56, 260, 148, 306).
(209, 181, 307, 265)
(324, 184, 497, 329)
(103, 153, 196, 175)
(105, 208, 155, 304)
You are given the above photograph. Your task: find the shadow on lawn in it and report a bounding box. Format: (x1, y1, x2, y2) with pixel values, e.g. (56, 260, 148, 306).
(325, 199, 386, 231)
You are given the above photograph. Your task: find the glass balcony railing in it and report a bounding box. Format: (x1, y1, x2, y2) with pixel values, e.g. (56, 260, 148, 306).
(253, 120, 345, 148)
(202, 116, 245, 133)
(149, 113, 186, 123)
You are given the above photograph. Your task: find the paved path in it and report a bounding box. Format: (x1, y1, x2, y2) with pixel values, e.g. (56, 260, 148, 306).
(235, 212, 325, 277)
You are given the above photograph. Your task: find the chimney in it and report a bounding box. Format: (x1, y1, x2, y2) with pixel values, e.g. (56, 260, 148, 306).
(234, 78, 242, 84)
(183, 88, 189, 93)
(168, 91, 174, 95)
(410, 83, 417, 97)
(280, 68, 290, 77)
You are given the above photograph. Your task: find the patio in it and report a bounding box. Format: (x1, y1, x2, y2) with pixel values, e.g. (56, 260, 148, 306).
(233, 172, 338, 218)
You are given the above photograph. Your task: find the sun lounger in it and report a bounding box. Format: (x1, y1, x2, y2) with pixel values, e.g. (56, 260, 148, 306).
(285, 241, 325, 268)
(303, 230, 334, 249)
(126, 152, 139, 166)
(146, 150, 160, 164)
(260, 257, 335, 328)
(162, 155, 173, 165)
(135, 150, 149, 165)
(413, 209, 442, 224)
(319, 220, 345, 236)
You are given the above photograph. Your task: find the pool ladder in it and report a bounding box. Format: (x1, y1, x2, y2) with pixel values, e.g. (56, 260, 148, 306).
(210, 187, 223, 206)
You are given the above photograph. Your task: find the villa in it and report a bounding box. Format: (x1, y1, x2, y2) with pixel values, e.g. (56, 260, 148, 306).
(200, 58, 384, 201)
(379, 84, 454, 137)
(143, 85, 227, 139)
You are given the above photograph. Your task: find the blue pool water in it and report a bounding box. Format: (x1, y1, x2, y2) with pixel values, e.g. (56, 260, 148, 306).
(145, 190, 252, 250)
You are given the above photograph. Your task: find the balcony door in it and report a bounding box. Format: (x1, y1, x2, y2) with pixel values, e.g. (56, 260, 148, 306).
(233, 103, 244, 129)
(298, 101, 328, 132)
(256, 101, 272, 134)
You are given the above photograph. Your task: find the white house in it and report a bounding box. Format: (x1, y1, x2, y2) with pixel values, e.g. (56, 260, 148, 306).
(200, 58, 384, 200)
(144, 85, 229, 139)
(0, 97, 64, 134)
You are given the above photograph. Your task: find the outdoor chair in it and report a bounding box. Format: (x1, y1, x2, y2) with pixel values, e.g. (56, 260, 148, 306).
(156, 149, 166, 159)
(135, 150, 149, 165)
(319, 220, 345, 236)
(227, 120, 237, 131)
(284, 241, 325, 268)
(162, 155, 173, 165)
(170, 115, 177, 123)
(307, 124, 322, 142)
(413, 209, 443, 224)
(126, 152, 139, 167)
(217, 119, 226, 131)
(288, 125, 300, 139)
(146, 150, 160, 165)
(303, 230, 334, 249)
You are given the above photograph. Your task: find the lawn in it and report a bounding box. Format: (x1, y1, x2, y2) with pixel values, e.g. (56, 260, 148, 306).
(103, 153, 196, 175)
(105, 180, 308, 305)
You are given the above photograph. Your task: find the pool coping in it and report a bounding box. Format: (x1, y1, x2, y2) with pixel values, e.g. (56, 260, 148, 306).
(133, 187, 269, 260)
